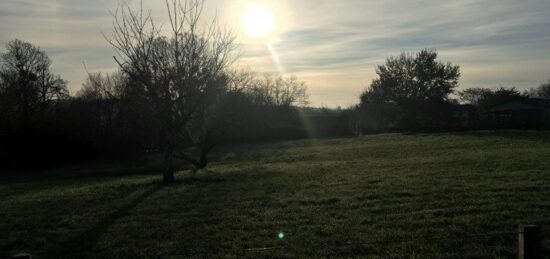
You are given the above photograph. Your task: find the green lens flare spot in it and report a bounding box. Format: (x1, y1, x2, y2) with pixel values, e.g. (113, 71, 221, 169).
(278, 231, 285, 240)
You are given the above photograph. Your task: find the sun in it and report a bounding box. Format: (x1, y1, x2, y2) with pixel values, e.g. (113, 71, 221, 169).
(241, 4, 274, 38)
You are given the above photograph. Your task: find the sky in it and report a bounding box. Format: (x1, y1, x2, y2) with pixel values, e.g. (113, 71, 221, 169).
(1, 0, 550, 107)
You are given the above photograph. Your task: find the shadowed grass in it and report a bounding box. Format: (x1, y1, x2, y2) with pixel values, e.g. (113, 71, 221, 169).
(1, 130, 550, 258)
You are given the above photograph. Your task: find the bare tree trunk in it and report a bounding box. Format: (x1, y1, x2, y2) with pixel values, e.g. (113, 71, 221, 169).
(198, 147, 209, 169)
(22, 80, 32, 132)
(176, 142, 213, 170)
(163, 150, 175, 183)
(197, 139, 216, 169)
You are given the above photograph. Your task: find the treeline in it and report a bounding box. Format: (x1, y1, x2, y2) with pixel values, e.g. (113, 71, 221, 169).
(0, 39, 316, 170)
(2, 39, 550, 172)
(2, 38, 549, 172)
(348, 50, 550, 133)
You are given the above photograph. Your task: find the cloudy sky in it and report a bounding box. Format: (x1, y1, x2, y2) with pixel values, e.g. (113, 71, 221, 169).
(1, 0, 550, 107)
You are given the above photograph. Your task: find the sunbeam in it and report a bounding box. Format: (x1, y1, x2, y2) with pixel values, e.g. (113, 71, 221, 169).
(267, 42, 285, 75)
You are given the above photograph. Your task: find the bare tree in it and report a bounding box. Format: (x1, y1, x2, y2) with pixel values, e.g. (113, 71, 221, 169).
(458, 87, 527, 108)
(457, 87, 492, 106)
(77, 71, 128, 100)
(106, 0, 237, 182)
(179, 69, 255, 169)
(536, 79, 550, 100)
(246, 75, 309, 107)
(0, 39, 68, 130)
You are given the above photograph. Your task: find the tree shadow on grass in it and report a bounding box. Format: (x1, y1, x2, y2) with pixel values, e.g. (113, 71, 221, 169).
(31, 168, 282, 258)
(44, 182, 165, 258)
(0, 168, 203, 202)
(181, 175, 226, 185)
(41, 173, 233, 258)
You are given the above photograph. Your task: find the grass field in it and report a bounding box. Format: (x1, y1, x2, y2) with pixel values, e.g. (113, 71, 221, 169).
(2, 131, 550, 258)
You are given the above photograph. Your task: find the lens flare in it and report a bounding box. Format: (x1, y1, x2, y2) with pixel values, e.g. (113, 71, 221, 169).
(267, 43, 285, 75)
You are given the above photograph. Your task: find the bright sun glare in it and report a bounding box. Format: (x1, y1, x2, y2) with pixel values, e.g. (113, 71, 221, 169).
(242, 4, 274, 38)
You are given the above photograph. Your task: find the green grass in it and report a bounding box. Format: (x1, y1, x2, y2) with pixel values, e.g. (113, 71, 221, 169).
(2, 131, 550, 258)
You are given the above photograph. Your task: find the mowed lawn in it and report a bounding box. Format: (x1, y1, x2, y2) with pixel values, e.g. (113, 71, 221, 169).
(2, 131, 550, 258)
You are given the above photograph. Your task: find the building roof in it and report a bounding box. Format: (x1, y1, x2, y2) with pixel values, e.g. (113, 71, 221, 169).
(487, 98, 550, 113)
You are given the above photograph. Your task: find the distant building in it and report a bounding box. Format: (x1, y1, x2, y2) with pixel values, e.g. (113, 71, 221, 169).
(452, 104, 477, 129)
(485, 98, 550, 129)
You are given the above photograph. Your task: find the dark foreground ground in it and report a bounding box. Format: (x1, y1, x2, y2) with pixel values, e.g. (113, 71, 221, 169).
(2, 131, 550, 258)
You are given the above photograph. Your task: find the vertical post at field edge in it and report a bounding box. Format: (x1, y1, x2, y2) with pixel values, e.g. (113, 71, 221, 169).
(518, 225, 543, 259)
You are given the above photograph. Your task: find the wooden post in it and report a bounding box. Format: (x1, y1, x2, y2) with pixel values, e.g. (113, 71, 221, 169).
(518, 225, 543, 259)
